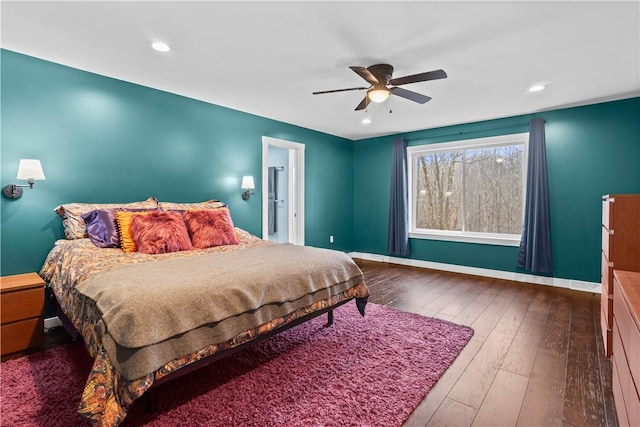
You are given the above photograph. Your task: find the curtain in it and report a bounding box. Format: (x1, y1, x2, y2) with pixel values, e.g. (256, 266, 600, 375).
(517, 117, 553, 274)
(387, 136, 410, 256)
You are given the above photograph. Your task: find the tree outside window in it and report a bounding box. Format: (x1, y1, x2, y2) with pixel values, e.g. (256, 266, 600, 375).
(408, 133, 527, 246)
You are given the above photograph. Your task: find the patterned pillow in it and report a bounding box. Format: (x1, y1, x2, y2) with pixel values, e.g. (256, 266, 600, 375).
(129, 211, 193, 254)
(184, 208, 239, 249)
(54, 197, 158, 240)
(114, 211, 155, 253)
(158, 199, 226, 212)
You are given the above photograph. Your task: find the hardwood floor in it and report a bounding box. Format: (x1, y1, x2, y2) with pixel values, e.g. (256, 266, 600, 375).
(354, 259, 618, 427)
(44, 260, 618, 426)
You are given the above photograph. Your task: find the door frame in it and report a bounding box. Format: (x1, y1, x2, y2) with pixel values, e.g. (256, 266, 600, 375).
(262, 136, 305, 245)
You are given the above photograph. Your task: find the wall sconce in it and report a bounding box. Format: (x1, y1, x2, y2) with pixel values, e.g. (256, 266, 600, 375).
(2, 159, 46, 199)
(241, 176, 255, 201)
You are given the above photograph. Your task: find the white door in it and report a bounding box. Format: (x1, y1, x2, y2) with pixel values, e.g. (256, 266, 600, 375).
(262, 136, 305, 245)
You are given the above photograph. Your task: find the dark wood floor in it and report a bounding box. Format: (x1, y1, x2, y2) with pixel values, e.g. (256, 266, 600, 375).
(44, 260, 618, 426)
(353, 259, 617, 427)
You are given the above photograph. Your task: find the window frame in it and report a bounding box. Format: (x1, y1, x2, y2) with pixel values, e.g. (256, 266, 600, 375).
(407, 132, 529, 247)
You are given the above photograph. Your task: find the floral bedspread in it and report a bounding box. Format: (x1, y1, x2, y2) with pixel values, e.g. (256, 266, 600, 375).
(40, 230, 369, 427)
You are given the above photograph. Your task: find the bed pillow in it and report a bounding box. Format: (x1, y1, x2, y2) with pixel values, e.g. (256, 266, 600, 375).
(114, 210, 156, 253)
(54, 197, 158, 240)
(158, 199, 226, 212)
(81, 209, 120, 248)
(129, 211, 193, 255)
(82, 208, 156, 248)
(184, 208, 239, 249)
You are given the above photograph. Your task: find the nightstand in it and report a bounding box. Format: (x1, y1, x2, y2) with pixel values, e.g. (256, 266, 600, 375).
(1, 272, 45, 361)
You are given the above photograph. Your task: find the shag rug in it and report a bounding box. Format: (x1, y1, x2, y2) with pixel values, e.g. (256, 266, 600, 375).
(0, 302, 473, 427)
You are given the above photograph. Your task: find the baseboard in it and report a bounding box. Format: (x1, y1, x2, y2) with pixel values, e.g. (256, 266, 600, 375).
(349, 252, 601, 294)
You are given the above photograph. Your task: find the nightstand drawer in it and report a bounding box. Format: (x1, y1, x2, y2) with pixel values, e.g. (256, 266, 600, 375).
(0, 287, 44, 323)
(1, 318, 43, 355)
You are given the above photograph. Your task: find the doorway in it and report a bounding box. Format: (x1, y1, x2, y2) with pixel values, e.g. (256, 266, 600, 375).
(262, 136, 305, 245)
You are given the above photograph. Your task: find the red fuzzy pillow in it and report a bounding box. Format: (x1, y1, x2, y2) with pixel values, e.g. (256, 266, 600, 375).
(130, 211, 193, 254)
(184, 208, 239, 249)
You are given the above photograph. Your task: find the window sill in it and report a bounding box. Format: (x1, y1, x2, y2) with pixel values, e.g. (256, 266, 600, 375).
(409, 231, 521, 247)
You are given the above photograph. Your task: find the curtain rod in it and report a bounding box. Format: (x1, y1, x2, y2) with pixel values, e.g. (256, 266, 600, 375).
(406, 120, 535, 142)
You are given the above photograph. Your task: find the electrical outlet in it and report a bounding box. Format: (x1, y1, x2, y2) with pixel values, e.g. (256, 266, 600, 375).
(329, 235, 334, 243)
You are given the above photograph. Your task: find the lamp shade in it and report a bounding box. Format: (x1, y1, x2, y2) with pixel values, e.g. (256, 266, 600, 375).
(241, 176, 255, 190)
(16, 159, 45, 181)
(367, 87, 390, 103)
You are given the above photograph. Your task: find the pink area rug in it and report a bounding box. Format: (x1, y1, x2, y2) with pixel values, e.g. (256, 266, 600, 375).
(0, 302, 473, 426)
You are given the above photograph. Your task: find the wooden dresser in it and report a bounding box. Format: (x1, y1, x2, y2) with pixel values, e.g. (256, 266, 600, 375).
(601, 194, 640, 357)
(0, 272, 45, 361)
(612, 270, 640, 427)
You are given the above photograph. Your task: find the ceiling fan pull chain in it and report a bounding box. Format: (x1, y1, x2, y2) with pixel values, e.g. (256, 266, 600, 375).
(389, 96, 393, 114)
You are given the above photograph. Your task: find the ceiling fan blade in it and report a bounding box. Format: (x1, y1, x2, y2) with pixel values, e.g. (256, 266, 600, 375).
(391, 87, 432, 104)
(354, 97, 369, 111)
(313, 86, 368, 95)
(350, 66, 379, 85)
(389, 69, 447, 86)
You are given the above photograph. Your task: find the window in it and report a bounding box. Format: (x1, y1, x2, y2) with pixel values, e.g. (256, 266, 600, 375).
(407, 133, 528, 246)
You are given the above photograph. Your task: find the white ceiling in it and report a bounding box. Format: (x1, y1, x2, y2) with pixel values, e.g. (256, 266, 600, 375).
(2, 1, 639, 140)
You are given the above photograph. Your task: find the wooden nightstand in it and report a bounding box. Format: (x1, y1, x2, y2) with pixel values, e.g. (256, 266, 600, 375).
(1, 273, 45, 361)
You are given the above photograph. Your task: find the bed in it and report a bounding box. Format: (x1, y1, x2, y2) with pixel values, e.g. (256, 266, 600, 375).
(39, 198, 369, 427)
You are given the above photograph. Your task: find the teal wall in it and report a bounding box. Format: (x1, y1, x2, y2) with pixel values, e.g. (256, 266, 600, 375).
(1, 50, 354, 277)
(2, 49, 639, 288)
(353, 97, 640, 283)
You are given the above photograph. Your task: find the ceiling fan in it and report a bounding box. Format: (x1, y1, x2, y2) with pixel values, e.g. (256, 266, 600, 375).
(312, 64, 447, 111)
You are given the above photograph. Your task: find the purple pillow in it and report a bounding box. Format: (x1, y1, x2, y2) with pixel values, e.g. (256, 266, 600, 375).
(81, 209, 119, 248)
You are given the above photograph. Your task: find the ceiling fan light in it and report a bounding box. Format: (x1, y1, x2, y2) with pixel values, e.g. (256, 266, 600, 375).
(368, 87, 390, 103)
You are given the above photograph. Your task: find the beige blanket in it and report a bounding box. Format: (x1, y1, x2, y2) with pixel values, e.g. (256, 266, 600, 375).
(76, 244, 364, 379)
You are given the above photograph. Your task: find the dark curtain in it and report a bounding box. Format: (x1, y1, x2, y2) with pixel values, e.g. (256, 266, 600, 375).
(387, 136, 410, 256)
(517, 117, 553, 274)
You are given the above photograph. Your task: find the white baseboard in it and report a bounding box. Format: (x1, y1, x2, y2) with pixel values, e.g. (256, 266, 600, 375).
(349, 252, 601, 294)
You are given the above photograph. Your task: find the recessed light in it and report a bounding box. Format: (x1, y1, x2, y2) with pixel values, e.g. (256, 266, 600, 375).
(529, 84, 545, 92)
(361, 117, 371, 125)
(151, 42, 170, 52)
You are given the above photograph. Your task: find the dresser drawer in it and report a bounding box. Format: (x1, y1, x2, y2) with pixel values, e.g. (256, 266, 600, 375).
(613, 320, 631, 402)
(613, 321, 640, 427)
(602, 252, 613, 296)
(613, 356, 631, 427)
(0, 287, 44, 323)
(1, 317, 43, 356)
(614, 281, 632, 356)
(631, 318, 640, 401)
(602, 305, 613, 357)
(629, 380, 640, 427)
(616, 283, 640, 393)
(602, 292, 613, 330)
(602, 198, 612, 230)
(602, 226, 613, 261)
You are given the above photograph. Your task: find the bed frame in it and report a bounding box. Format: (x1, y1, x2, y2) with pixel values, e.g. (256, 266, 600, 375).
(55, 293, 368, 414)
